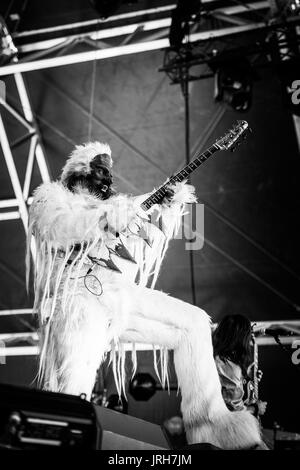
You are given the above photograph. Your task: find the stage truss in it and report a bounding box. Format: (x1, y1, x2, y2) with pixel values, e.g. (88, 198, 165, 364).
(0, 314, 299, 358)
(0, 73, 50, 228)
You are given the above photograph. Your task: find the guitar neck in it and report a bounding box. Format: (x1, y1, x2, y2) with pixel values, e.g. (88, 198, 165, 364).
(141, 143, 219, 211)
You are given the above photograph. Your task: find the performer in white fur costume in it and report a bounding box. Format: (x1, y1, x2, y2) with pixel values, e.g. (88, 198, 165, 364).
(27, 141, 262, 449)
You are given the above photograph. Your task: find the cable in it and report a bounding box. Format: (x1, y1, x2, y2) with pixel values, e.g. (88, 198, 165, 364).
(4, 0, 15, 22)
(88, 59, 96, 141)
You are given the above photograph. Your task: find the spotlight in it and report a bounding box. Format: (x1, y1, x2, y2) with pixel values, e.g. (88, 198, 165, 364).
(290, 0, 300, 14)
(0, 15, 18, 66)
(213, 59, 254, 112)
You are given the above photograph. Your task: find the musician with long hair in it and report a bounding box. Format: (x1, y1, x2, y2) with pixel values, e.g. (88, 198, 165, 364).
(213, 314, 267, 416)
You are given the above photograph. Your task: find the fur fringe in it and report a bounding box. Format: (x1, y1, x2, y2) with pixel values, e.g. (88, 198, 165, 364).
(61, 141, 112, 183)
(186, 409, 262, 450)
(27, 177, 195, 398)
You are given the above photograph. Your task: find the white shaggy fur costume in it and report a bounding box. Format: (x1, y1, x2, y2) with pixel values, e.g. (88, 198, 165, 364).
(27, 142, 262, 449)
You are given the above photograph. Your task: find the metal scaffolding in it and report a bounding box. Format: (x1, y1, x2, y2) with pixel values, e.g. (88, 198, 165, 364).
(0, 1, 270, 76)
(0, 319, 299, 359)
(0, 73, 50, 228)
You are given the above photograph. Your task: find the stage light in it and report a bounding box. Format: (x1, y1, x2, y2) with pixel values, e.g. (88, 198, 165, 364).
(269, 0, 300, 17)
(284, 0, 300, 15)
(0, 15, 18, 66)
(213, 59, 254, 112)
(129, 372, 179, 401)
(129, 373, 156, 401)
(290, 0, 300, 12)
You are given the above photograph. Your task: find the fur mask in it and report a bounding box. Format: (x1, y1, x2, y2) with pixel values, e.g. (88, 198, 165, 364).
(60, 141, 114, 199)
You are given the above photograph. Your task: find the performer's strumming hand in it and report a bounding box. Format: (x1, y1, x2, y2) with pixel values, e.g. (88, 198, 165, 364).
(160, 182, 196, 207)
(162, 185, 175, 205)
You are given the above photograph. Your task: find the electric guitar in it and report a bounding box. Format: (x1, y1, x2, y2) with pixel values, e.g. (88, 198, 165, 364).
(140, 120, 250, 212)
(96, 120, 251, 272)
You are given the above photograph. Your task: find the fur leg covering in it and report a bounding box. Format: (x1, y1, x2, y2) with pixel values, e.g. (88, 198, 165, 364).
(174, 324, 261, 449)
(185, 410, 261, 450)
(40, 291, 112, 397)
(114, 283, 262, 450)
(40, 278, 261, 449)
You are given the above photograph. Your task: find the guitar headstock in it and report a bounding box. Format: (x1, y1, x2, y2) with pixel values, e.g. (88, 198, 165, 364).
(215, 120, 250, 152)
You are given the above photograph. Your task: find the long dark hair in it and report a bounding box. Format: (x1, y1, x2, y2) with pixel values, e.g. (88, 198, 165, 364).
(213, 314, 252, 375)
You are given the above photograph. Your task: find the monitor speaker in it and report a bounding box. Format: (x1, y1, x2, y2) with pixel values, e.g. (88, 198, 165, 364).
(93, 404, 170, 450)
(0, 383, 171, 450)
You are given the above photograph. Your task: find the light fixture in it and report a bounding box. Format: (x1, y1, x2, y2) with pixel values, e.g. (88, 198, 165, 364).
(213, 59, 254, 112)
(289, 0, 300, 13)
(129, 373, 156, 401)
(269, 0, 300, 17)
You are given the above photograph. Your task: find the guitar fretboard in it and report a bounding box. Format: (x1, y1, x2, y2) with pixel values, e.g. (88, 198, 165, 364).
(141, 143, 219, 211)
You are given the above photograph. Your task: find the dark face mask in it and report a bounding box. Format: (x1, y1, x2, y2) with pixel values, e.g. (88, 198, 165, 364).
(65, 155, 114, 200)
